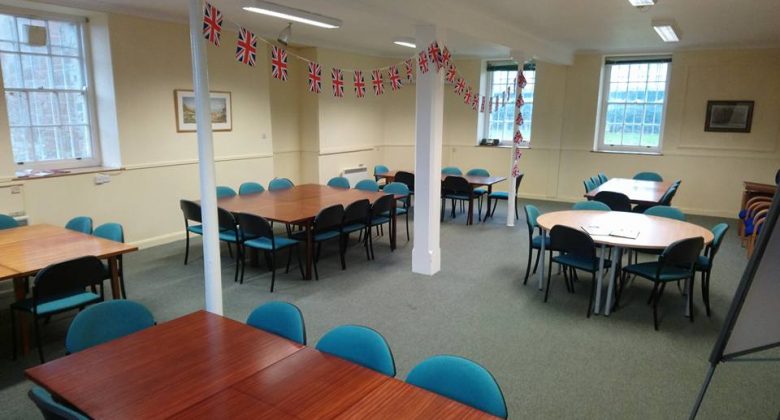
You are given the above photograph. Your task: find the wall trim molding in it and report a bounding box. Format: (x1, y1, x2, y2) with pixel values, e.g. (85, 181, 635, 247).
(124, 153, 274, 171)
(319, 146, 375, 156)
(130, 231, 183, 249)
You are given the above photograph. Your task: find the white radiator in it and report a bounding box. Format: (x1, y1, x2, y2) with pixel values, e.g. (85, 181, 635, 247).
(0, 184, 27, 225)
(341, 166, 371, 187)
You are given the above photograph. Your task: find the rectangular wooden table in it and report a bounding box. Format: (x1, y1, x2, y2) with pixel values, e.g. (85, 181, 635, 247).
(27, 311, 498, 420)
(584, 177, 674, 207)
(217, 184, 396, 280)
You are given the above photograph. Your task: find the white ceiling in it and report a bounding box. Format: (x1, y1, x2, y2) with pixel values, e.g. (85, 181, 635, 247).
(30, 0, 780, 64)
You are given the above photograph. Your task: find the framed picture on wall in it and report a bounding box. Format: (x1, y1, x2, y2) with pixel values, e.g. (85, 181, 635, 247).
(704, 100, 754, 133)
(174, 89, 232, 132)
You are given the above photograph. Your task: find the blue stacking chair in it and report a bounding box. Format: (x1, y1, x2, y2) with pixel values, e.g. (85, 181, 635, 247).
(383, 182, 411, 240)
(216, 186, 237, 198)
(406, 355, 507, 418)
(246, 301, 306, 345)
(239, 182, 265, 195)
(523, 205, 552, 285)
(633, 172, 663, 182)
(644, 205, 685, 221)
(354, 179, 379, 192)
(374, 164, 390, 184)
(93, 223, 128, 299)
(327, 176, 351, 189)
(268, 177, 294, 191)
(29, 386, 89, 420)
(341, 199, 371, 263)
(466, 168, 490, 217)
(65, 216, 93, 234)
(598, 172, 609, 184)
(583, 178, 597, 193)
(694, 223, 729, 317)
(572, 201, 611, 211)
(488, 174, 524, 220)
(441, 167, 463, 176)
(66, 300, 154, 354)
(236, 213, 303, 290)
(0, 213, 19, 230)
(316, 325, 396, 377)
(179, 200, 239, 266)
(291, 204, 344, 280)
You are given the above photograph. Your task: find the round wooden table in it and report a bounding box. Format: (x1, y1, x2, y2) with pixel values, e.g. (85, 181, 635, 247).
(535, 210, 713, 315)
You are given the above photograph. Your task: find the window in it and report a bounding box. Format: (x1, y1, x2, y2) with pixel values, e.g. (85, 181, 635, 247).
(596, 56, 671, 153)
(0, 11, 99, 171)
(483, 62, 535, 145)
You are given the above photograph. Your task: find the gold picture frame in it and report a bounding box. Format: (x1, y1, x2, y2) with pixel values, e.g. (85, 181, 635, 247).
(174, 89, 232, 132)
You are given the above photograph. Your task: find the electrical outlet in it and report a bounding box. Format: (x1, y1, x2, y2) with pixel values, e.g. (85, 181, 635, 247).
(94, 174, 111, 185)
(10, 186, 21, 194)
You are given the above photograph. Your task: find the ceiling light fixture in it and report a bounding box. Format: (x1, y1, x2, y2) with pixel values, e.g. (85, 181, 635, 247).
(243, 0, 342, 29)
(627, 0, 656, 11)
(393, 37, 416, 49)
(277, 23, 292, 46)
(652, 20, 680, 42)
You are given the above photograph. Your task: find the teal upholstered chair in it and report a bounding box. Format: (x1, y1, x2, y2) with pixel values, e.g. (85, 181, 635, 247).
(93, 223, 128, 299)
(406, 355, 507, 418)
(239, 182, 265, 195)
(383, 182, 411, 240)
(523, 205, 552, 285)
(246, 301, 306, 345)
(441, 166, 462, 176)
(65, 216, 93, 234)
(216, 185, 237, 198)
(291, 204, 345, 280)
(633, 172, 663, 182)
(694, 223, 729, 317)
(341, 199, 371, 262)
(374, 164, 390, 184)
(29, 386, 89, 420)
(644, 205, 685, 221)
(236, 213, 303, 290)
(268, 178, 294, 191)
(66, 300, 154, 354)
(572, 201, 611, 211)
(598, 172, 609, 184)
(583, 178, 597, 193)
(488, 174, 524, 220)
(316, 325, 396, 377)
(355, 179, 379, 192)
(0, 213, 19, 230)
(327, 176, 351, 189)
(466, 168, 490, 217)
(366, 195, 395, 259)
(179, 200, 240, 267)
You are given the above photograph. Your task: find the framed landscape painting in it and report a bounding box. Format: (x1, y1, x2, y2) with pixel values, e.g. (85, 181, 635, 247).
(174, 90, 232, 132)
(704, 100, 754, 133)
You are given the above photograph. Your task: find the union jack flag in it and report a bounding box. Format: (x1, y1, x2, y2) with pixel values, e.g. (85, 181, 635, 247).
(235, 28, 256, 67)
(354, 70, 366, 98)
(494, 95, 500, 112)
(202, 2, 222, 46)
(371, 69, 384, 96)
(307, 62, 322, 94)
(517, 71, 527, 89)
(441, 46, 452, 66)
(445, 65, 457, 83)
(332, 68, 344, 98)
(487, 97, 493, 113)
(515, 112, 524, 126)
(513, 130, 524, 144)
(454, 78, 466, 95)
(388, 65, 402, 91)
(480, 96, 486, 113)
(271, 46, 288, 80)
(418, 51, 429, 74)
(471, 93, 479, 111)
(464, 87, 472, 104)
(404, 58, 415, 81)
(516, 95, 525, 107)
(428, 41, 442, 71)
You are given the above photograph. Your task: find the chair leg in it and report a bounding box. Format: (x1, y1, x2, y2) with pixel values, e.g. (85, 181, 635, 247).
(240, 246, 247, 284)
(647, 281, 660, 304)
(563, 266, 572, 293)
(587, 272, 596, 318)
(227, 242, 233, 258)
(339, 236, 347, 270)
(10, 308, 17, 361)
(440, 198, 445, 222)
(184, 232, 190, 265)
(234, 243, 241, 284)
(405, 212, 410, 241)
(703, 270, 711, 317)
(451, 199, 456, 218)
(33, 315, 44, 364)
(295, 245, 305, 279)
(544, 256, 553, 302)
(653, 282, 666, 331)
(369, 228, 375, 260)
(523, 247, 533, 285)
(514, 198, 519, 220)
(285, 246, 292, 274)
(490, 199, 498, 218)
(532, 247, 542, 274)
(118, 257, 128, 299)
(269, 250, 276, 293)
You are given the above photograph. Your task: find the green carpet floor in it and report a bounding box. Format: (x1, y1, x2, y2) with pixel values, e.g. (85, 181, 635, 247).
(0, 199, 777, 419)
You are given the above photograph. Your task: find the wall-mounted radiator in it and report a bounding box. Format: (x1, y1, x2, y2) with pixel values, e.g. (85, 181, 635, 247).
(341, 166, 371, 187)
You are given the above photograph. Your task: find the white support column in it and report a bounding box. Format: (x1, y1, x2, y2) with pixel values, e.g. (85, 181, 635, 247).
(506, 50, 527, 227)
(188, 0, 223, 315)
(412, 25, 445, 276)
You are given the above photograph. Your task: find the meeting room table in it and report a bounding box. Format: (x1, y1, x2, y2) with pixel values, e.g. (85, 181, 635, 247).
(585, 178, 674, 207)
(26, 310, 499, 419)
(535, 210, 713, 316)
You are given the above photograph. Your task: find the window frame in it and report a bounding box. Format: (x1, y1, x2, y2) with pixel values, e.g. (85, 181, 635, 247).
(595, 55, 671, 154)
(481, 62, 535, 147)
(0, 8, 101, 172)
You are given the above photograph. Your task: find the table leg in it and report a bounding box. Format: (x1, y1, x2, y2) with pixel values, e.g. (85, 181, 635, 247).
(304, 223, 313, 280)
(594, 244, 607, 315)
(538, 229, 545, 291)
(13, 276, 30, 355)
(604, 247, 622, 316)
(391, 206, 397, 250)
(484, 185, 494, 222)
(467, 198, 474, 225)
(108, 256, 121, 299)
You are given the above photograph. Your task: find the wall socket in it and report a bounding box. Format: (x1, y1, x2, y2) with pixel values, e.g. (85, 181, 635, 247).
(94, 173, 111, 185)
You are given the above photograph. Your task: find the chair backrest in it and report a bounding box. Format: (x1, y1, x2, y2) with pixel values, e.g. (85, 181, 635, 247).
(180, 200, 202, 224)
(268, 177, 294, 191)
(660, 184, 679, 206)
(406, 355, 507, 418)
(314, 204, 344, 233)
(32, 256, 106, 306)
(216, 185, 237, 198)
(513, 173, 524, 193)
(382, 182, 409, 197)
(316, 325, 395, 376)
(594, 191, 631, 212)
(572, 200, 611, 211)
(0, 213, 19, 230)
(583, 178, 597, 193)
(374, 164, 389, 176)
(524, 204, 540, 231)
(441, 166, 463, 176)
(660, 237, 704, 272)
(466, 168, 490, 177)
(93, 223, 124, 243)
(394, 171, 415, 191)
(370, 194, 395, 217)
(442, 176, 471, 195)
(65, 300, 155, 353)
(246, 301, 306, 345)
(343, 199, 371, 226)
(550, 225, 596, 260)
(29, 386, 89, 420)
(598, 172, 608, 184)
(707, 223, 730, 258)
(217, 207, 238, 232)
(644, 205, 685, 221)
(236, 213, 273, 243)
(239, 182, 265, 195)
(590, 176, 601, 187)
(327, 176, 351, 189)
(633, 171, 663, 182)
(354, 179, 379, 192)
(65, 216, 93, 234)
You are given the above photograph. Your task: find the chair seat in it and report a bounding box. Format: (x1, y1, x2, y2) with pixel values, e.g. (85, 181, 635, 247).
(12, 292, 102, 316)
(370, 216, 391, 226)
(694, 255, 711, 270)
(623, 262, 692, 281)
(218, 230, 240, 243)
(553, 254, 611, 272)
(243, 236, 299, 251)
(473, 188, 487, 196)
(342, 223, 367, 234)
(531, 235, 551, 249)
(187, 225, 204, 235)
(488, 191, 509, 200)
(382, 208, 408, 217)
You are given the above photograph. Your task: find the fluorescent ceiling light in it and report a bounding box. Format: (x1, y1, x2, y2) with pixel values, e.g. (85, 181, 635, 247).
(243, 1, 342, 29)
(393, 37, 416, 48)
(628, 0, 656, 6)
(652, 21, 680, 42)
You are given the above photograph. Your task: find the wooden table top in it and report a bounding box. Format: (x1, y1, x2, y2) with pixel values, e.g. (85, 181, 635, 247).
(584, 178, 674, 206)
(216, 184, 391, 224)
(0, 224, 138, 280)
(26, 311, 304, 420)
(377, 170, 507, 187)
(537, 210, 713, 249)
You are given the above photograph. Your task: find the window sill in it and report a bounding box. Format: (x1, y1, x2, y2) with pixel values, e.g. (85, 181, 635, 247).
(14, 166, 124, 181)
(591, 149, 662, 156)
(475, 144, 531, 149)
